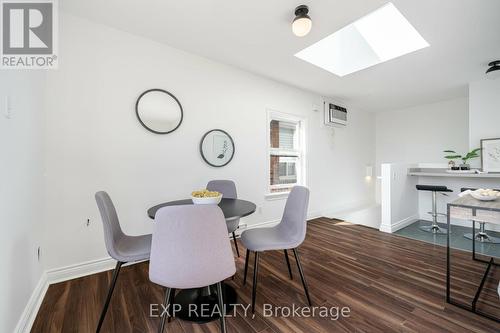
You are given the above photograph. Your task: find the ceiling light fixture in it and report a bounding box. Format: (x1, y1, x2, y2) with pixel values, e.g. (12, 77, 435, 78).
(486, 61, 500, 80)
(292, 5, 312, 37)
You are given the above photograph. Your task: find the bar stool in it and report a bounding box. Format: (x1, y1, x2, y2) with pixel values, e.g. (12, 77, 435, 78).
(416, 185, 453, 234)
(461, 187, 500, 244)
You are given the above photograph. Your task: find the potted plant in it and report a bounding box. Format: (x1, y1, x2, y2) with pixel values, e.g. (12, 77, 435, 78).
(443, 148, 481, 170)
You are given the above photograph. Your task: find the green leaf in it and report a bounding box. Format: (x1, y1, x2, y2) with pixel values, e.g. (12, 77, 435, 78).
(443, 150, 457, 153)
(470, 148, 482, 154)
(444, 155, 462, 159)
(464, 151, 480, 159)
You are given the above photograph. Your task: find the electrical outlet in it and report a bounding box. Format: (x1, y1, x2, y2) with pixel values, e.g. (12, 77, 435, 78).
(86, 218, 90, 227)
(3, 95, 12, 119)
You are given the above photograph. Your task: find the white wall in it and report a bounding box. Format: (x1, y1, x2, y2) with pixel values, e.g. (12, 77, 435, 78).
(42, 13, 376, 270)
(375, 97, 469, 203)
(469, 78, 500, 156)
(379, 163, 418, 233)
(0, 71, 46, 332)
(376, 97, 469, 167)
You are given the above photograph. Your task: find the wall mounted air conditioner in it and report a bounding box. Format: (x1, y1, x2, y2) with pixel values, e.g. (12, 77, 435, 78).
(323, 99, 347, 126)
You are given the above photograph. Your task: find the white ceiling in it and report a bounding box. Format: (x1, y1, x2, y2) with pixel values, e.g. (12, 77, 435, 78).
(61, 0, 500, 112)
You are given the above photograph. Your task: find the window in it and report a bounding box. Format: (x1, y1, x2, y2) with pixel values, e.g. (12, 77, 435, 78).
(268, 111, 305, 194)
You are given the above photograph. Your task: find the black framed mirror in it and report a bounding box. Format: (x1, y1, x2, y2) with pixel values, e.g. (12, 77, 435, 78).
(135, 89, 183, 134)
(200, 129, 235, 167)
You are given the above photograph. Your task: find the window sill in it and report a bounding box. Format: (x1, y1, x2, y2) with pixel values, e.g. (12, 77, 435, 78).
(265, 192, 290, 201)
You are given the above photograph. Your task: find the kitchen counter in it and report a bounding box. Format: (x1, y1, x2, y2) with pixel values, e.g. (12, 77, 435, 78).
(408, 168, 500, 178)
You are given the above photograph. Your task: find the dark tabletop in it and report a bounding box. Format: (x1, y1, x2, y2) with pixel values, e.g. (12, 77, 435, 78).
(147, 198, 257, 220)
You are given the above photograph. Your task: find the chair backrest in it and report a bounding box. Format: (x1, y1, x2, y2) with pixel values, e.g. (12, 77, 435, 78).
(149, 205, 236, 289)
(277, 186, 310, 246)
(95, 191, 126, 261)
(207, 180, 237, 199)
(207, 179, 239, 232)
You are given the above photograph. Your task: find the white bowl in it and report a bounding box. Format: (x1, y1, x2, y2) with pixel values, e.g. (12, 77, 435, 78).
(470, 190, 499, 201)
(191, 194, 223, 205)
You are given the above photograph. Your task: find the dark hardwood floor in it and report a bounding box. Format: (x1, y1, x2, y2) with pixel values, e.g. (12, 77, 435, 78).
(32, 218, 500, 332)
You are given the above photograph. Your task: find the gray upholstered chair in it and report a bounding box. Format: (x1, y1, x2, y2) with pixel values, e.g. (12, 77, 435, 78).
(241, 186, 311, 313)
(95, 191, 152, 332)
(149, 205, 236, 333)
(207, 180, 241, 257)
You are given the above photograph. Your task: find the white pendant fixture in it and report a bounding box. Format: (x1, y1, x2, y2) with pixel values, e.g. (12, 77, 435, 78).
(292, 5, 312, 37)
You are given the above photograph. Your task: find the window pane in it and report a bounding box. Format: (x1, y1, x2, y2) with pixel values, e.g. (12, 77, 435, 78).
(270, 156, 298, 186)
(279, 127, 295, 149)
(278, 162, 287, 176)
(270, 120, 297, 149)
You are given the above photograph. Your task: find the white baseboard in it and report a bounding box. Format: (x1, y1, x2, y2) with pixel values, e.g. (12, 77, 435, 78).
(46, 257, 117, 284)
(15, 272, 48, 333)
(392, 214, 419, 232)
(15, 257, 120, 333)
(380, 214, 418, 233)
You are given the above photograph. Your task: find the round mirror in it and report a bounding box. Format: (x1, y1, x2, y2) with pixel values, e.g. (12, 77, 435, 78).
(200, 129, 235, 167)
(135, 89, 183, 134)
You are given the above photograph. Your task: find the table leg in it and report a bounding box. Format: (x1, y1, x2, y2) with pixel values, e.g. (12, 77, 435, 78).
(446, 204, 451, 303)
(445, 204, 500, 323)
(472, 258, 494, 312)
(472, 219, 476, 261)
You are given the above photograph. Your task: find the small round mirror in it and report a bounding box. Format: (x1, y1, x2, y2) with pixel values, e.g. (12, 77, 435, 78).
(200, 129, 235, 167)
(135, 89, 183, 134)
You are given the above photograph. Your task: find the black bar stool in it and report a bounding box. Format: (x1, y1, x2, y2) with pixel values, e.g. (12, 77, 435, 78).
(416, 185, 453, 234)
(461, 187, 500, 244)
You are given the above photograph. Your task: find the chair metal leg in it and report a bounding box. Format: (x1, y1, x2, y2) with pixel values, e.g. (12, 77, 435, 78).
(293, 249, 312, 306)
(216, 282, 227, 333)
(464, 222, 500, 244)
(232, 232, 240, 257)
(284, 250, 293, 280)
(158, 287, 172, 333)
(167, 288, 176, 323)
(96, 261, 123, 333)
(243, 249, 250, 285)
(420, 191, 447, 234)
(251, 252, 260, 313)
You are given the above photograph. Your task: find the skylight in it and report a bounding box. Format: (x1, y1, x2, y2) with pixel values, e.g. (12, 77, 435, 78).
(294, 3, 429, 77)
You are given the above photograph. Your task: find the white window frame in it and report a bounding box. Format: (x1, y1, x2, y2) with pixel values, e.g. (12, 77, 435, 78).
(266, 110, 306, 199)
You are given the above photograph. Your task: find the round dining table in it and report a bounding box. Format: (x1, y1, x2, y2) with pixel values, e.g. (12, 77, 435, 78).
(147, 198, 256, 323)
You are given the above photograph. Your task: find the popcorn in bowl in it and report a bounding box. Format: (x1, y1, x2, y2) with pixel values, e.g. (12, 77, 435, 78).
(191, 189, 221, 198)
(191, 189, 223, 204)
